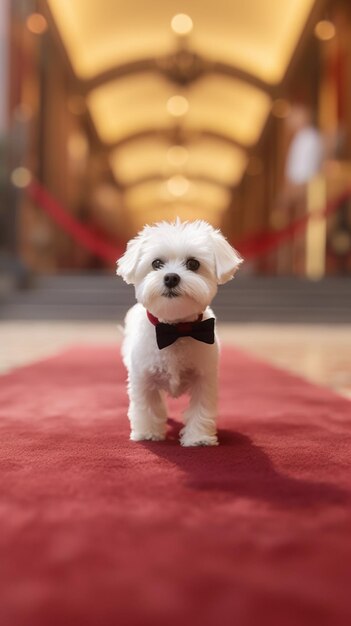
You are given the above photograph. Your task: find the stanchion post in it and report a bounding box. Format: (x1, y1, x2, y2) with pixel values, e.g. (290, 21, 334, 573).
(306, 175, 327, 280)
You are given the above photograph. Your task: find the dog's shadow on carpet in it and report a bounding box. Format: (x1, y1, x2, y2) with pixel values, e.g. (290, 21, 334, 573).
(142, 418, 348, 509)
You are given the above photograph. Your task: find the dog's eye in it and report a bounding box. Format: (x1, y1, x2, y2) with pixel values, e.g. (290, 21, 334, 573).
(186, 258, 200, 271)
(152, 259, 164, 270)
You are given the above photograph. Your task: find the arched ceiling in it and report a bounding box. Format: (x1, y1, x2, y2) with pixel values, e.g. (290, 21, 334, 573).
(47, 0, 315, 84)
(46, 0, 318, 230)
(124, 179, 231, 213)
(109, 137, 248, 187)
(87, 73, 271, 147)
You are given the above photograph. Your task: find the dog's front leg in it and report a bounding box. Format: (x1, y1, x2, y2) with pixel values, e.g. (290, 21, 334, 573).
(128, 375, 167, 442)
(180, 374, 219, 447)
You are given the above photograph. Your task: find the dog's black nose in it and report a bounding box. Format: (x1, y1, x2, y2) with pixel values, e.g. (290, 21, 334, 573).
(164, 273, 180, 289)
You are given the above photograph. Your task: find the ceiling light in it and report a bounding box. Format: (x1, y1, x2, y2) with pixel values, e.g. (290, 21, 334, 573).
(167, 145, 189, 167)
(314, 20, 335, 41)
(167, 95, 189, 117)
(26, 13, 48, 35)
(171, 14, 193, 36)
(167, 175, 190, 197)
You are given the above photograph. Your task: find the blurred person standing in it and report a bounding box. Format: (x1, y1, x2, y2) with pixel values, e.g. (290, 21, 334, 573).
(277, 105, 326, 274)
(285, 105, 325, 188)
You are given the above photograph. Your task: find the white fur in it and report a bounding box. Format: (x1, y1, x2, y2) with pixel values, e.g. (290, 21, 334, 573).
(117, 219, 242, 446)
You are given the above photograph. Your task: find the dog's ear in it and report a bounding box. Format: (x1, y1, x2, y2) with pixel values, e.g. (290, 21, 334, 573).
(211, 229, 243, 285)
(116, 231, 145, 284)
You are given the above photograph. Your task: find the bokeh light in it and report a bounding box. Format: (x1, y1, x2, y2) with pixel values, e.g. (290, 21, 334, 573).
(26, 13, 48, 35)
(166, 95, 189, 117)
(314, 20, 336, 41)
(171, 14, 193, 36)
(11, 167, 32, 188)
(167, 175, 190, 197)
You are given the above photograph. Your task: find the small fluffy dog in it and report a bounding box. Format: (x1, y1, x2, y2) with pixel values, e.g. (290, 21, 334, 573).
(117, 219, 242, 446)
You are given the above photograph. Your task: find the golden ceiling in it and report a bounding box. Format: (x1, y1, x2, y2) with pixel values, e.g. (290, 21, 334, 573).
(47, 0, 317, 228)
(48, 0, 315, 83)
(87, 73, 271, 146)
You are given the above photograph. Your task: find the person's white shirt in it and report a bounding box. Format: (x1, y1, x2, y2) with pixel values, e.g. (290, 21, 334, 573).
(285, 126, 324, 185)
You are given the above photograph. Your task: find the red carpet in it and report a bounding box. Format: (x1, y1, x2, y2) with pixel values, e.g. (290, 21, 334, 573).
(0, 346, 350, 626)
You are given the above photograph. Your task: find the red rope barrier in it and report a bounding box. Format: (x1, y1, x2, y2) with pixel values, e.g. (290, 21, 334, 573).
(27, 179, 351, 264)
(237, 186, 351, 260)
(27, 180, 121, 264)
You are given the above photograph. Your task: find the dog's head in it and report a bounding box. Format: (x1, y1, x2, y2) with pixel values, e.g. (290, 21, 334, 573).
(117, 219, 242, 321)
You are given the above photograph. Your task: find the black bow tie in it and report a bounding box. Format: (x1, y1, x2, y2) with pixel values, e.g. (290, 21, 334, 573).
(147, 311, 215, 350)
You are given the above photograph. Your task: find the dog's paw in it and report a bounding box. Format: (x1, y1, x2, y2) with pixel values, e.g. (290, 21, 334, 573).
(130, 431, 165, 442)
(180, 433, 219, 447)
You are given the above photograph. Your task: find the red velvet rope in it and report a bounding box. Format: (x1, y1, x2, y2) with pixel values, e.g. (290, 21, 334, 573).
(238, 186, 351, 260)
(27, 180, 122, 264)
(27, 179, 351, 263)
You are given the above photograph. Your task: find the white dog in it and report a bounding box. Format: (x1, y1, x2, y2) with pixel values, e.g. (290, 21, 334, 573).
(117, 219, 242, 446)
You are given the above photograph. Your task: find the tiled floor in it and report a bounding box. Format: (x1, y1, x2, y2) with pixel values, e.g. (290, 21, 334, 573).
(219, 324, 351, 399)
(0, 321, 350, 399)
